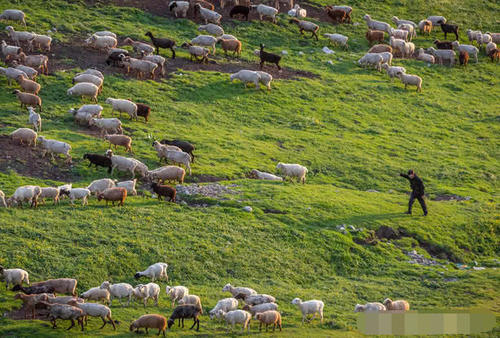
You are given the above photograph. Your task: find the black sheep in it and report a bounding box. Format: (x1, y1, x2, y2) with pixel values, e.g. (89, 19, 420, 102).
(12, 284, 55, 294)
(167, 305, 201, 331)
(135, 103, 151, 123)
(145, 32, 176, 59)
(433, 40, 453, 50)
(160, 139, 195, 163)
(438, 21, 459, 40)
(230, 6, 250, 21)
(83, 153, 112, 173)
(259, 44, 282, 71)
(106, 51, 129, 67)
(151, 182, 176, 202)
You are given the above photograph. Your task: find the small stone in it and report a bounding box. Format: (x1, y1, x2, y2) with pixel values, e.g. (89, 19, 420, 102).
(298, 51, 304, 56)
(180, 201, 187, 206)
(281, 50, 288, 55)
(243, 206, 252, 212)
(348, 225, 356, 231)
(327, 60, 334, 65)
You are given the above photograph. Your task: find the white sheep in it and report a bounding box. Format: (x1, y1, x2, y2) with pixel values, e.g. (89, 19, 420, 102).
(426, 15, 446, 27)
(0, 190, 6, 208)
(378, 51, 393, 65)
(64, 188, 91, 206)
(209, 298, 239, 319)
(116, 179, 137, 196)
(7, 185, 41, 208)
(133, 283, 160, 307)
(0, 9, 26, 26)
(222, 283, 257, 298)
(242, 302, 279, 316)
(0, 266, 29, 289)
(105, 98, 137, 119)
(165, 285, 189, 307)
(195, 4, 222, 24)
(72, 302, 116, 330)
(363, 14, 391, 33)
(87, 178, 116, 195)
(10, 127, 37, 146)
(416, 48, 435, 64)
(354, 302, 386, 312)
(169, 1, 190, 18)
(358, 53, 384, 71)
(191, 35, 218, 55)
(243, 294, 276, 305)
(478, 33, 492, 48)
(134, 262, 168, 281)
(147, 165, 185, 184)
(120, 55, 158, 79)
(389, 28, 409, 42)
(452, 41, 479, 63)
(105, 150, 141, 178)
(94, 31, 117, 38)
(404, 42, 415, 58)
(381, 63, 406, 80)
(383, 298, 410, 311)
(486, 42, 497, 56)
(12, 63, 37, 80)
(1, 40, 22, 61)
(122, 37, 155, 55)
(67, 83, 99, 102)
(140, 53, 166, 76)
(397, 73, 422, 92)
(255, 71, 273, 91)
(230, 70, 261, 90)
(164, 150, 192, 175)
(5, 26, 34, 47)
(288, 4, 307, 18)
(390, 36, 407, 57)
(37, 136, 72, 163)
(291, 298, 324, 324)
(72, 74, 103, 92)
(0, 66, 27, 85)
(218, 310, 252, 332)
(78, 68, 104, 79)
(39, 187, 60, 205)
(397, 23, 416, 40)
(323, 33, 348, 49)
(249, 169, 283, 181)
(68, 105, 103, 125)
(85, 34, 117, 51)
(100, 281, 134, 306)
(418, 20, 432, 35)
(486, 32, 500, 44)
(178, 294, 203, 312)
(426, 47, 456, 66)
(275, 163, 308, 183)
(89, 118, 122, 136)
(253, 4, 278, 23)
(466, 29, 481, 44)
(198, 24, 224, 37)
(28, 106, 41, 132)
(80, 287, 111, 303)
(391, 16, 417, 28)
(32, 34, 52, 52)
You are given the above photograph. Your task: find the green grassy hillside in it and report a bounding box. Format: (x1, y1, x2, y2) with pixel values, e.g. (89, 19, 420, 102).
(0, 0, 498, 336)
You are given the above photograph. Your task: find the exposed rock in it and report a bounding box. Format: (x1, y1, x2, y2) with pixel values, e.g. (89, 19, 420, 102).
(375, 226, 400, 240)
(243, 206, 253, 212)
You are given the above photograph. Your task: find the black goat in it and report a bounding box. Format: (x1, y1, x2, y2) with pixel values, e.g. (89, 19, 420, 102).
(167, 305, 201, 331)
(433, 40, 453, 50)
(438, 21, 459, 40)
(160, 139, 195, 162)
(106, 50, 129, 66)
(83, 153, 112, 173)
(151, 182, 176, 202)
(145, 32, 176, 59)
(12, 284, 55, 294)
(230, 6, 250, 21)
(259, 43, 281, 71)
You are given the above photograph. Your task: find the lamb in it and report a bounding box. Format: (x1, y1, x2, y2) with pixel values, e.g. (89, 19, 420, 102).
(178, 294, 203, 313)
(416, 48, 435, 64)
(59, 187, 91, 206)
(163, 150, 192, 175)
(217, 38, 242, 57)
(191, 35, 218, 55)
(167, 305, 202, 331)
(354, 302, 386, 312)
(0, 190, 6, 208)
(97, 187, 127, 206)
(368, 44, 392, 53)
(365, 30, 385, 45)
(120, 55, 158, 79)
(438, 21, 459, 40)
(80, 287, 111, 303)
(27, 106, 41, 132)
(105, 150, 141, 178)
(323, 33, 348, 49)
(147, 165, 186, 184)
(363, 14, 391, 33)
(325, 8, 347, 24)
(85, 34, 117, 51)
(466, 29, 481, 44)
(122, 37, 154, 55)
(383, 298, 410, 311)
(230, 69, 261, 90)
(104, 134, 132, 152)
(89, 118, 122, 136)
(397, 72, 422, 92)
(358, 53, 384, 71)
(100, 281, 134, 306)
(418, 20, 432, 35)
(389, 28, 409, 42)
(160, 139, 195, 161)
(433, 39, 453, 50)
(169, 1, 190, 18)
(87, 178, 116, 195)
(390, 36, 407, 57)
(251, 4, 279, 24)
(68, 104, 103, 122)
(10, 128, 37, 147)
(37, 136, 72, 163)
(28, 278, 77, 296)
(1, 40, 22, 61)
(135, 263, 169, 282)
(198, 24, 224, 37)
(195, 4, 222, 24)
(133, 283, 160, 307)
(130, 314, 167, 337)
(222, 284, 257, 298)
(381, 63, 405, 80)
(105, 98, 137, 119)
(14, 293, 50, 319)
(69, 301, 115, 330)
(41, 302, 85, 330)
(459, 51, 469, 67)
(16, 74, 41, 95)
(426, 47, 456, 66)
(291, 298, 324, 324)
(39, 187, 60, 205)
(230, 5, 250, 21)
(218, 310, 251, 333)
(248, 169, 283, 181)
(5, 26, 35, 47)
(12, 90, 42, 112)
(72, 74, 103, 93)
(255, 310, 282, 332)
(150, 182, 176, 202)
(166, 286, 189, 307)
(209, 298, 239, 319)
(398, 23, 416, 40)
(0, 266, 29, 289)
(67, 83, 99, 102)
(11, 63, 37, 80)
(83, 154, 112, 172)
(6, 185, 41, 208)
(452, 41, 479, 63)
(145, 31, 176, 59)
(19, 54, 49, 74)
(242, 302, 278, 316)
(180, 42, 210, 63)
(32, 34, 52, 52)
(240, 294, 276, 306)
(131, 102, 151, 122)
(0, 9, 26, 26)
(116, 179, 137, 196)
(259, 44, 282, 70)
(289, 18, 319, 40)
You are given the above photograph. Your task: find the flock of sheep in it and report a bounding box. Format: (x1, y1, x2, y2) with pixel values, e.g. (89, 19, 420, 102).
(1, 262, 411, 333)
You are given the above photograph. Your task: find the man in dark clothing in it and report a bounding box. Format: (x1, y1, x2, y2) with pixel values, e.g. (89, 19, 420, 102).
(400, 170, 428, 216)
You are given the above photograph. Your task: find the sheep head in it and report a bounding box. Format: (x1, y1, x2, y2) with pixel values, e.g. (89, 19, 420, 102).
(354, 304, 364, 312)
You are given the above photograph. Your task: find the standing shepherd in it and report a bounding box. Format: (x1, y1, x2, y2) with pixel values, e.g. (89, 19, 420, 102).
(400, 170, 428, 216)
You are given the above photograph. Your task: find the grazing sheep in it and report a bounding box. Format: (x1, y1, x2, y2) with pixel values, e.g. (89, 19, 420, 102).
(485, 42, 497, 56)
(133, 283, 160, 307)
(289, 18, 319, 40)
(94, 31, 117, 38)
(1, 40, 22, 61)
(18, 54, 48, 74)
(198, 24, 224, 37)
(466, 29, 481, 44)
(12, 90, 42, 111)
(398, 23, 416, 40)
(251, 4, 279, 24)
(209, 298, 239, 319)
(389, 28, 409, 42)
(180, 42, 210, 63)
(37, 136, 71, 163)
(160, 140, 195, 161)
(478, 33, 492, 49)
(162, 150, 192, 175)
(416, 48, 435, 64)
(87, 178, 116, 195)
(46, 296, 84, 305)
(392, 16, 416, 28)
(14, 293, 50, 319)
(68, 104, 103, 120)
(383, 298, 410, 311)
(438, 21, 459, 40)
(0, 9, 26, 26)
(230, 5, 250, 21)
(12, 284, 54, 295)
(11, 62, 37, 80)
(97, 187, 127, 206)
(6, 185, 41, 208)
(0, 66, 27, 85)
(222, 284, 257, 298)
(70, 301, 116, 330)
(151, 182, 176, 202)
(249, 169, 283, 181)
(452, 41, 479, 63)
(433, 39, 453, 50)
(105, 150, 141, 178)
(27, 106, 41, 132)
(191, 35, 218, 55)
(418, 20, 432, 35)
(363, 14, 391, 33)
(39, 187, 60, 205)
(255, 71, 272, 90)
(239, 294, 275, 306)
(16, 74, 40, 95)
(105, 98, 137, 119)
(217, 38, 242, 57)
(32, 34, 52, 52)
(389, 36, 407, 57)
(426, 47, 456, 66)
(0, 266, 29, 289)
(486, 32, 500, 44)
(368, 44, 392, 53)
(80, 287, 111, 304)
(365, 30, 385, 45)
(41, 302, 85, 331)
(5, 26, 35, 47)
(122, 37, 154, 55)
(381, 63, 406, 81)
(83, 154, 112, 172)
(27, 279, 77, 296)
(354, 302, 386, 312)
(72, 74, 103, 93)
(59, 187, 91, 206)
(116, 179, 137, 196)
(135, 263, 168, 282)
(139, 53, 166, 77)
(358, 53, 384, 71)
(106, 49, 129, 66)
(218, 310, 251, 333)
(242, 302, 278, 316)
(167, 305, 202, 331)
(166, 286, 189, 307)
(89, 117, 122, 136)
(67, 83, 99, 102)
(397, 73, 422, 92)
(255, 310, 282, 332)
(459, 51, 469, 67)
(178, 295, 203, 313)
(291, 298, 324, 324)
(100, 281, 134, 306)
(104, 134, 132, 152)
(130, 314, 167, 337)
(195, 4, 222, 24)
(78, 68, 104, 79)
(169, 1, 190, 18)
(427, 15, 446, 27)
(323, 33, 348, 49)
(120, 55, 158, 79)
(10, 127, 37, 147)
(85, 34, 117, 51)
(145, 31, 176, 59)
(488, 48, 500, 62)
(230, 69, 261, 89)
(148, 165, 186, 184)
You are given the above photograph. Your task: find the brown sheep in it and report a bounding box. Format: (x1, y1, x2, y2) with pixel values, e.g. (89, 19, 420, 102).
(40, 302, 85, 331)
(368, 44, 393, 53)
(17, 278, 78, 296)
(104, 134, 132, 152)
(16, 74, 40, 95)
(383, 298, 410, 311)
(255, 310, 282, 332)
(420, 20, 432, 35)
(366, 30, 385, 45)
(151, 182, 176, 202)
(97, 187, 127, 206)
(18, 53, 49, 75)
(433, 39, 453, 50)
(12, 89, 42, 112)
(325, 8, 347, 24)
(488, 48, 499, 62)
(130, 314, 167, 337)
(459, 51, 469, 67)
(217, 39, 242, 57)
